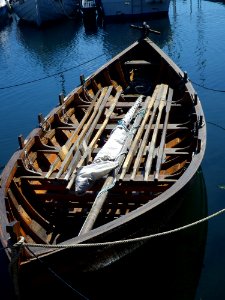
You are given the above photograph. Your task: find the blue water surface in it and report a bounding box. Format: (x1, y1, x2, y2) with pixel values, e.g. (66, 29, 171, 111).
(1, 0, 225, 299)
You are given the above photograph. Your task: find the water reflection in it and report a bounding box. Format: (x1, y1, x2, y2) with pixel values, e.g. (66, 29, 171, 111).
(101, 16, 172, 58)
(0, 15, 13, 31)
(0, 17, 13, 46)
(71, 168, 208, 300)
(15, 19, 83, 70)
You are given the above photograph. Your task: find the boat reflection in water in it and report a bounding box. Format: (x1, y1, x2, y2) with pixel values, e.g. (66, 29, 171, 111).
(67, 168, 208, 300)
(16, 19, 82, 68)
(16, 167, 207, 300)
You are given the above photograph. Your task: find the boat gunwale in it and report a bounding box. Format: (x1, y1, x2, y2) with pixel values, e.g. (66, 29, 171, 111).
(0, 37, 206, 257)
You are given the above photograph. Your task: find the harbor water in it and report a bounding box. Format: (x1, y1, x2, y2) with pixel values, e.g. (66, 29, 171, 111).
(1, 0, 225, 299)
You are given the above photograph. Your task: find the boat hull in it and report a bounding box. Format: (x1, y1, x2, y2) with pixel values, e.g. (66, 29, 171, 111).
(0, 0, 10, 24)
(11, 0, 79, 26)
(0, 33, 206, 297)
(17, 169, 208, 298)
(100, 0, 170, 20)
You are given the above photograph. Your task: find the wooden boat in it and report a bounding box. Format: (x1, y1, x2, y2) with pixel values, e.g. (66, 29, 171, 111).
(0, 23, 206, 298)
(9, 0, 80, 27)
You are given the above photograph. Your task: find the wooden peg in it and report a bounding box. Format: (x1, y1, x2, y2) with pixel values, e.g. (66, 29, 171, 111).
(18, 135, 25, 149)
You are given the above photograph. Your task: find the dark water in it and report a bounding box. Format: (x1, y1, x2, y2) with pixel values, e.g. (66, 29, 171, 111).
(1, 0, 225, 299)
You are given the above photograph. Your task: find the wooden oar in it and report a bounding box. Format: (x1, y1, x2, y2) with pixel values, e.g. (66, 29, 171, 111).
(55, 86, 113, 179)
(78, 103, 145, 235)
(154, 88, 173, 181)
(66, 94, 144, 189)
(119, 94, 155, 180)
(44, 88, 103, 178)
(130, 84, 163, 181)
(144, 85, 168, 181)
(73, 90, 122, 171)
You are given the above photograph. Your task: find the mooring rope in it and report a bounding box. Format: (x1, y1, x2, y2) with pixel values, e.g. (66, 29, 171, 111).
(1, 207, 224, 298)
(10, 207, 225, 250)
(0, 54, 105, 90)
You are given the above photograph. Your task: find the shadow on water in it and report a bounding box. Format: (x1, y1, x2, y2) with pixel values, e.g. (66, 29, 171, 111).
(15, 18, 83, 67)
(68, 168, 208, 300)
(0, 243, 16, 299)
(0, 15, 13, 31)
(1, 168, 208, 300)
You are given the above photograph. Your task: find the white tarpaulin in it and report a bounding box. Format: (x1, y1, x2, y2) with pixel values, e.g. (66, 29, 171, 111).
(75, 95, 144, 195)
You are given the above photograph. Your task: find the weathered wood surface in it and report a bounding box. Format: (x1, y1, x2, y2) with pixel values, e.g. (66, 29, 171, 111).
(144, 84, 168, 181)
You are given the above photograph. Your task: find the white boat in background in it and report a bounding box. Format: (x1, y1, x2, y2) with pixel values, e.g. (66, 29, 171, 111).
(10, 0, 80, 27)
(100, 0, 171, 20)
(0, 0, 12, 24)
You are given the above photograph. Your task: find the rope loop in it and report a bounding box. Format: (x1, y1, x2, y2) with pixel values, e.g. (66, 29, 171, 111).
(24, 150, 35, 171)
(13, 236, 25, 249)
(62, 105, 69, 123)
(117, 120, 129, 131)
(40, 118, 51, 132)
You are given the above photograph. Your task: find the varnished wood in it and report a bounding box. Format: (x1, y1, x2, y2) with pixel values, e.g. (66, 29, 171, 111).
(0, 34, 206, 297)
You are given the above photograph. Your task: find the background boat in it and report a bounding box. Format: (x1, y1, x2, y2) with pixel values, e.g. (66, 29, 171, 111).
(80, 0, 171, 26)
(100, 0, 171, 21)
(0, 0, 12, 25)
(10, 0, 80, 27)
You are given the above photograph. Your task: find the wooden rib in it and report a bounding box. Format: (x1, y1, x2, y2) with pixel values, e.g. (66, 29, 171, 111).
(115, 60, 128, 87)
(144, 85, 168, 181)
(8, 189, 49, 244)
(11, 179, 52, 230)
(34, 135, 58, 151)
(44, 87, 106, 178)
(154, 88, 173, 181)
(56, 86, 114, 179)
(130, 84, 163, 181)
(103, 69, 113, 85)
